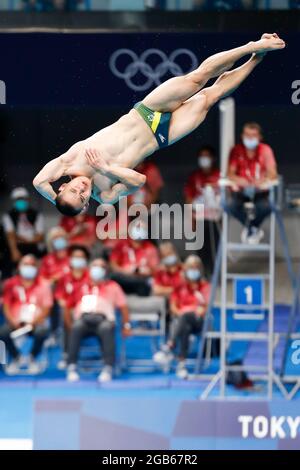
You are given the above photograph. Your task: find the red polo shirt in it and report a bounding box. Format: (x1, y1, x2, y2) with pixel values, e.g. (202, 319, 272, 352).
(170, 279, 211, 315)
(184, 168, 220, 201)
(55, 270, 89, 306)
(110, 239, 159, 272)
(229, 143, 276, 185)
(60, 215, 97, 247)
(69, 279, 127, 321)
(153, 266, 183, 291)
(40, 252, 70, 282)
(3, 275, 53, 321)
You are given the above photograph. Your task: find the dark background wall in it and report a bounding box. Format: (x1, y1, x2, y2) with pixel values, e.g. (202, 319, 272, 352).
(0, 24, 299, 205)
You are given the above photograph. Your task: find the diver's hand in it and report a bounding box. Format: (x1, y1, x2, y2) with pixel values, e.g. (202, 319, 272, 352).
(85, 148, 109, 175)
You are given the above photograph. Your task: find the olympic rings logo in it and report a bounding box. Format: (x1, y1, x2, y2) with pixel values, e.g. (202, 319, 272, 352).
(109, 48, 198, 92)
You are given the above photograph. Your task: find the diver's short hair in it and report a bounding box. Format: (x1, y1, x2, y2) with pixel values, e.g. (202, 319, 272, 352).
(55, 194, 82, 217)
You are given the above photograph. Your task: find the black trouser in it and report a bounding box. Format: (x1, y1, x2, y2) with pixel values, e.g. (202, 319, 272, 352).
(225, 191, 271, 228)
(0, 323, 49, 359)
(111, 272, 151, 296)
(68, 315, 115, 367)
(170, 312, 203, 360)
(50, 301, 61, 333)
(199, 220, 220, 277)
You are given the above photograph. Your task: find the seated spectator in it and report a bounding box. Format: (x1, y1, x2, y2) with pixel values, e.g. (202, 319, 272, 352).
(40, 227, 70, 334)
(0, 255, 53, 375)
(66, 258, 131, 383)
(154, 255, 211, 379)
(60, 213, 98, 251)
(184, 146, 221, 275)
(110, 222, 159, 296)
(225, 122, 278, 244)
(128, 160, 164, 209)
(152, 242, 182, 298)
(2, 187, 45, 266)
(40, 227, 70, 285)
(55, 245, 90, 369)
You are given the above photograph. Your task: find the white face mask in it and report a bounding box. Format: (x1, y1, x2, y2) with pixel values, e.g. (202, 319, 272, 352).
(19, 265, 38, 280)
(243, 137, 259, 150)
(70, 257, 87, 270)
(185, 268, 201, 282)
(162, 254, 178, 266)
(130, 226, 148, 241)
(198, 155, 212, 170)
(52, 237, 68, 251)
(90, 266, 106, 282)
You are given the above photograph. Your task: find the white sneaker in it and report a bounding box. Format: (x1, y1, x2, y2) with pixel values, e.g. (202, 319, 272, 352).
(98, 366, 113, 383)
(5, 357, 22, 375)
(44, 334, 58, 348)
(176, 361, 189, 380)
(248, 227, 264, 245)
(153, 345, 174, 366)
(241, 228, 249, 244)
(241, 227, 264, 245)
(67, 365, 80, 382)
(247, 227, 264, 245)
(27, 358, 41, 375)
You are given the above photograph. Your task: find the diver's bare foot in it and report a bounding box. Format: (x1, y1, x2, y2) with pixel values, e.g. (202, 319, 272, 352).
(253, 33, 285, 54)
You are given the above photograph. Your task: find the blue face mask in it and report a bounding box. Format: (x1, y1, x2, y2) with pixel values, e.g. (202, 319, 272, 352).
(52, 237, 68, 251)
(185, 268, 201, 282)
(14, 199, 29, 212)
(19, 265, 38, 280)
(90, 266, 106, 282)
(70, 257, 87, 270)
(162, 255, 178, 266)
(243, 137, 259, 150)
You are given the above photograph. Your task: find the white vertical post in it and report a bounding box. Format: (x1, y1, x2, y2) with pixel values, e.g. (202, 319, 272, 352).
(219, 98, 235, 397)
(219, 98, 235, 178)
(268, 202, 276, 399)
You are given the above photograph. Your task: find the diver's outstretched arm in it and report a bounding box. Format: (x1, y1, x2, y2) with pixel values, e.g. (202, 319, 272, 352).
(33, 157, 63, 204)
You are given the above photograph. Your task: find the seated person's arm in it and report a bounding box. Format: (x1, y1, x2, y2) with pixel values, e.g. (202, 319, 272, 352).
(152, 283, 173, 296)
(255, 160, 278, 190)
(120, 305, 131, 336)
(5, 231, 21, 262)
(196, 305, 207, 317)
(110, 259, 133, 275)
(3, 303, 20, 329)
(227, 163, 250, 188)
(170, 299, 181, 316)
(33, 306, 51, 326)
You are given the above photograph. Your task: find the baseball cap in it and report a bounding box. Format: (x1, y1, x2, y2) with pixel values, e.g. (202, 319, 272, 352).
(10, 187, 29, 200)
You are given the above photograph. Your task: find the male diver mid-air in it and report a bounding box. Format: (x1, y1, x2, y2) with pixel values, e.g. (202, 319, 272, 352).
(33, 34, 285, 216)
